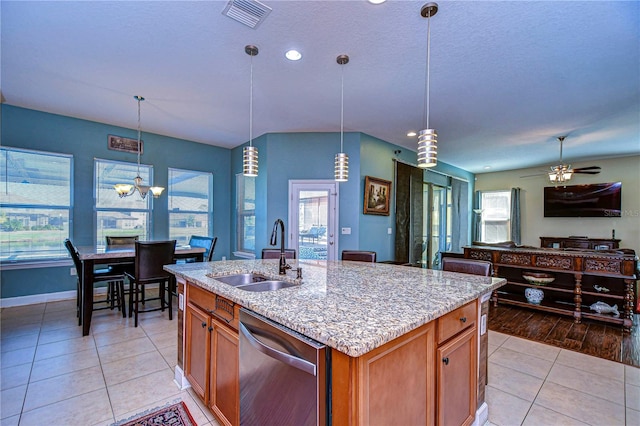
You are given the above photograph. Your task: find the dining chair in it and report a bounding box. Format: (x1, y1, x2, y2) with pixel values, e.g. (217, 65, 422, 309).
(441, 257, 492, 277)
(105, 235, 139, 246)
(341, 250, 377, 263)
(125, 240, 177, 327)
(261, 248, 297, 259)
(64, 239, 126, 324)
(187, 235, 217, 262)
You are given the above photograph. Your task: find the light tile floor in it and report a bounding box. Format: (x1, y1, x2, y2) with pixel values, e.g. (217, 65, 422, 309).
(1, 298, 219, 426)
(1, 298, 639, 425)
(486, 330, 640, 426)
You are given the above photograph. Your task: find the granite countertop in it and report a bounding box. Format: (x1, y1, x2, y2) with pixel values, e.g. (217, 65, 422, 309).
(165, 259, 506, 357)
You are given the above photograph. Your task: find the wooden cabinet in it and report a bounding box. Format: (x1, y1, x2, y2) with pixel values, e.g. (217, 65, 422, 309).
(184, 284, 239, 426)
(331, 300, 478, 426)
(436, 303, 477, 426)
(540, 236, 620, 250)
(465, 246, 637, 331)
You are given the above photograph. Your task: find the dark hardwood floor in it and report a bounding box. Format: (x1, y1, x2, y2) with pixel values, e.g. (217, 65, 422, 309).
(488, 304, 640, 368)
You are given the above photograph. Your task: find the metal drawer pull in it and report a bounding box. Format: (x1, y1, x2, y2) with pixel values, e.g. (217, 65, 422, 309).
(460, 317, 467, 323)
(442, 357, 450, 365)
(201, 322, 207, 328)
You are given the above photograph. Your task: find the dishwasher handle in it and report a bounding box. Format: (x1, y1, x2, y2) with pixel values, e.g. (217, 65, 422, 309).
(240, 322, 317, 377)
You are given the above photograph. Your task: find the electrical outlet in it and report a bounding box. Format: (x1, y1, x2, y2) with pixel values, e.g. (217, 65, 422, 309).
(179, 294, 184, 311)
(70, 267, 77, 276)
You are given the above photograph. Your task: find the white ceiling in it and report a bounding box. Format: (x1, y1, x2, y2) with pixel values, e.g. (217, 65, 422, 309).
(2, 0, 639, 174)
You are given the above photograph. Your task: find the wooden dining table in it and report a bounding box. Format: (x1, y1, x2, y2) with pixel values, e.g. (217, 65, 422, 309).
(76, 244, 206, 336)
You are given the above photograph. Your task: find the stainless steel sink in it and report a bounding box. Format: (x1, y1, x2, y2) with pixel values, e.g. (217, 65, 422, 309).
(213, 273, 269, 287)
(236, 280, 296, 292)
(212, 273, 297, 292)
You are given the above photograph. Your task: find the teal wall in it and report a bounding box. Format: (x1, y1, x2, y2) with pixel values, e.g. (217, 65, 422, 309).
(2, 104, 474, 300)
(1, 105, 232, 298)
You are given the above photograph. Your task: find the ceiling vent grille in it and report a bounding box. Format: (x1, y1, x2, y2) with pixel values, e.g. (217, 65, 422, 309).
(222, 0, 272, 29)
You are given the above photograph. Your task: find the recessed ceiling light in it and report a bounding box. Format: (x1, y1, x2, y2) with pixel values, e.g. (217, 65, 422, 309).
(407, 131, 417, 137)
(484, 166, 492, 170)
(285, 49, 302, 61)
(368, 0, 387, 4)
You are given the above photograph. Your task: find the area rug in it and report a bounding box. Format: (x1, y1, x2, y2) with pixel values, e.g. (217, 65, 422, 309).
(113, 401, 196, 426)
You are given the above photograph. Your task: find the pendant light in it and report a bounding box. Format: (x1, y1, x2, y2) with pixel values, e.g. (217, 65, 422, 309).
(334, 54, 349, 182)
(114, 95, 164, 199)
(243, 45, 259, 177)
(417, 2, 439, 168)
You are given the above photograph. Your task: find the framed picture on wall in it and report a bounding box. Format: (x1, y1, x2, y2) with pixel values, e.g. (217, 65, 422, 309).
(364, 176, 391, 215)
(108, 134, 142, 154)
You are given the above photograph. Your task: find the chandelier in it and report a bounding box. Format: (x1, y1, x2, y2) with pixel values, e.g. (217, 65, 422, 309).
(548, 136, 573, 183)
(113, 96, 164, 199)
(335, 54, 349, 182)
(417, 2, 439, 168)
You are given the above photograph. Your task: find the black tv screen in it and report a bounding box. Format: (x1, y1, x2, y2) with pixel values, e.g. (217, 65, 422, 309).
(544, 182, 622, 218)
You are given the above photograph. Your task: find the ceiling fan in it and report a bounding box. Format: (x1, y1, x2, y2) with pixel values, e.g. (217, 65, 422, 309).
(521, 136, 601, 183)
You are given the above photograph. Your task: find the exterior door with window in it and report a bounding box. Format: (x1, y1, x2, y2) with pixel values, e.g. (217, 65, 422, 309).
(288, 180, 338, 261)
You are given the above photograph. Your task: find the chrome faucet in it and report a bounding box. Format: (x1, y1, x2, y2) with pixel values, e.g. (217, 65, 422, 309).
(270, 218, 290, 275)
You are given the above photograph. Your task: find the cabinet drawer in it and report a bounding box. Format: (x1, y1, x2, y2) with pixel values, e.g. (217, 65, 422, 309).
(438, 301, 476, 344)
(188, 283, 216, 312)
(187, 284, 240, 331)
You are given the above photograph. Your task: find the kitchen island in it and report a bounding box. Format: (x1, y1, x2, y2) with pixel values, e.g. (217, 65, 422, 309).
(165, 259, 506, 426)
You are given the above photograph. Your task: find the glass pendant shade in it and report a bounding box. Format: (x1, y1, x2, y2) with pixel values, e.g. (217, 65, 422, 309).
(243, 145, 259, 177)
(335, 152, 349, 182)
(417, 128, 437, 168)
(548, 165, 573, 183)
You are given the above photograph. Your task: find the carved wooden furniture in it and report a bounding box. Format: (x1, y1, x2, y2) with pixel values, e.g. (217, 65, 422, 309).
(465, 245, 637, 331)
(540, 236, 620, 250)
(341, 250, 377, 262)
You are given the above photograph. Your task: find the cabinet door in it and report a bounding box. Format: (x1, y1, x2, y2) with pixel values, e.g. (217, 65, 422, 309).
(209, 317, 239, 426)
(185, 303, 211, 401)
(437, 326, 477, 426)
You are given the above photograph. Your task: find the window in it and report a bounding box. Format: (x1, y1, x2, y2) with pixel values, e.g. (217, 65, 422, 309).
(168, 168, 213, 245)
(236, 174, 255, 253)
(95, 159, 151, 247)
(479, 190, 511, 243)
(1, 147, 72, 262)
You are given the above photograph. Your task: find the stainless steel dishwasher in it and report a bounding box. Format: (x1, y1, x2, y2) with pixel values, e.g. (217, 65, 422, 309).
(239, 308, 328, 425)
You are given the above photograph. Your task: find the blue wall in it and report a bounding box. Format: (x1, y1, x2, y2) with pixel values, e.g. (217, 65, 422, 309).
(1, 105, 232, 298)
(2, 105, 474, 300)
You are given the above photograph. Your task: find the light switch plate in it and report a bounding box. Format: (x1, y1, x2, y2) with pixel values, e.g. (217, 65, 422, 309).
(387, 227, 392, 234)
(480, 313, 487, 335)
(341, 227, 351, 235)
(179, 294, 184, 311)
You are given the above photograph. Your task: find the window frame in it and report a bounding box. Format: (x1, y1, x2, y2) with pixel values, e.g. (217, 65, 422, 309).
(94, 158, 153, 247)
(168, 167, 213, 245)
(1, 146, 73, 264)
(235, 173, 255, 255)
(478, 189, 512, 243)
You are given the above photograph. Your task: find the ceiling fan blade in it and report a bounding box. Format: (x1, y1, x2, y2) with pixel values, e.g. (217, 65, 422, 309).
(574, 170, 601, 174)
(520, 173, 546, 178)
(573, 166, 601, 171)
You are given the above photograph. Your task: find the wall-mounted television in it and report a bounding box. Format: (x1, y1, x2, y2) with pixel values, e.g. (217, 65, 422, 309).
(544, 182, 622, 218)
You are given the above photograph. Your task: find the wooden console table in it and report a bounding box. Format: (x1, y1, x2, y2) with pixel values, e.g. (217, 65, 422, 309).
(540, 236, 620, 250)
(464, 245, 637, 331)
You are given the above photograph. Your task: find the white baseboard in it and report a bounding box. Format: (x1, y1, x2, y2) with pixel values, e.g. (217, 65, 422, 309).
(474, 402, 489, 426)
(0, 290, 76, 308)
(173, 365, 192, 390)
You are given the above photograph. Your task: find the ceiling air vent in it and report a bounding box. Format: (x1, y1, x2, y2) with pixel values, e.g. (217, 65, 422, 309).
(222, 0, 272, 29)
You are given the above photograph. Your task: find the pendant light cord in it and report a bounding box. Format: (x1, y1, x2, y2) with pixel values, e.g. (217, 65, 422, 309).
(424, 9, 432, 129)
(340, 63, 344, 152)
(249, 53, 254, 148)
(136, 97, 142, 176)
